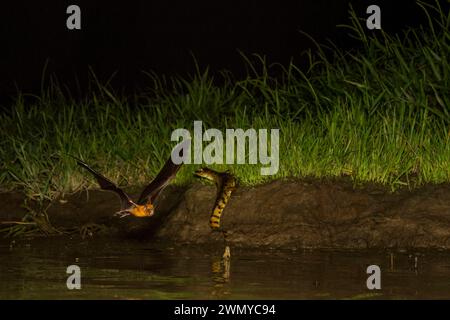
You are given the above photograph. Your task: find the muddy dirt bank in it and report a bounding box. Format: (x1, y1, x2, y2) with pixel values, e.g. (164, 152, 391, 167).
(2, 179, 450, 249)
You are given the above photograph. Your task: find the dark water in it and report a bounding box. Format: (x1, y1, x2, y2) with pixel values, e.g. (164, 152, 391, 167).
(1, 238, 450, 299)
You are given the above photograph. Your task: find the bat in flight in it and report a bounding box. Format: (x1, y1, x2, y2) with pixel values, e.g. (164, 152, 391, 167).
(74, 145, 186, 218)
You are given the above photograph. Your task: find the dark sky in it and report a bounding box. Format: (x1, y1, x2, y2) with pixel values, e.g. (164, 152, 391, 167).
(0, 0, 447, 101)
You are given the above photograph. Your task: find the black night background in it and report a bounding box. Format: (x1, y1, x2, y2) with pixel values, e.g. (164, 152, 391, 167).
(0, 0, 438, 101)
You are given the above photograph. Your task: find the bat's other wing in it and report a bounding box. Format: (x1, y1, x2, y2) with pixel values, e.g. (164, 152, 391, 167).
(137, 141, 188, 205)
(137, 156, 182, 205)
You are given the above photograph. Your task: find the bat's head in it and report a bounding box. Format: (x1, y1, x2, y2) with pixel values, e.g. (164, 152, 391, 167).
(127, 203, 155, 218)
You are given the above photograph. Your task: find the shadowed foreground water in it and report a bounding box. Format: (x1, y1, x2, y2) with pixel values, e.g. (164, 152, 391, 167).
(1, 238, 450, 299)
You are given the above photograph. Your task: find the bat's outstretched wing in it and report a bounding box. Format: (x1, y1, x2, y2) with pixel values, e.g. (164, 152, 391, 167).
(75, 159, 133, 210)
(137, 153, 183, 205)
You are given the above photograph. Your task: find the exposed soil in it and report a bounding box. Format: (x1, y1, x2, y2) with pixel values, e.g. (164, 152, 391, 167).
(2, 179, 450, 249)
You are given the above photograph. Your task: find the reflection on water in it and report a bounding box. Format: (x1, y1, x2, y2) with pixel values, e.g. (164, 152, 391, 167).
(1, 238, 450, 299)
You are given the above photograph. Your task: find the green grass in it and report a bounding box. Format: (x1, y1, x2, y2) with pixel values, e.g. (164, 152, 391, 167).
(1, 0, 449, 203)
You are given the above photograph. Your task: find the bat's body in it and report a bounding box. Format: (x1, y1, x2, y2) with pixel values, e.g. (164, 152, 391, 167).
(75, 153, 182, 218)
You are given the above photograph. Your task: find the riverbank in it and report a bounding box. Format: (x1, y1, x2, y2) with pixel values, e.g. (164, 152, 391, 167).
(2, 178, 450, 249)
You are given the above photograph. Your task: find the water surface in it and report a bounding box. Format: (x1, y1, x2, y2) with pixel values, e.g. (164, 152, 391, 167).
(1, 238, 450, 299)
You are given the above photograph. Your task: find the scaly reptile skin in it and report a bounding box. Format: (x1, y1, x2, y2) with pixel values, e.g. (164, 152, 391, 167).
(194, 168, 237, 230)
